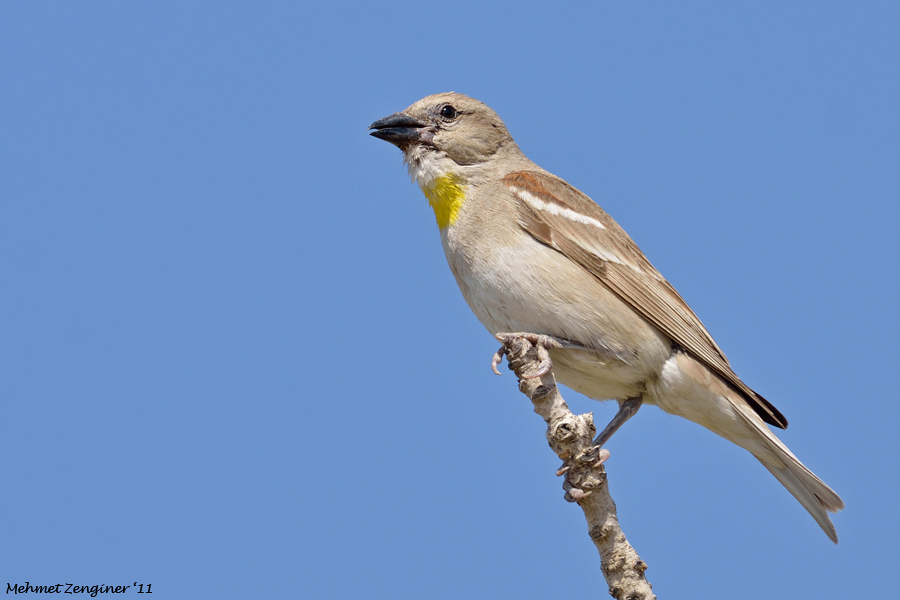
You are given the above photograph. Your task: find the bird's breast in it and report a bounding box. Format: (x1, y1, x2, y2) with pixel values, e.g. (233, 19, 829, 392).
(440, 211, 671, 401)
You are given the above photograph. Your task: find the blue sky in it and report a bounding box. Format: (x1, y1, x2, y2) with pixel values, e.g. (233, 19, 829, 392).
(1, 2, 898, 598)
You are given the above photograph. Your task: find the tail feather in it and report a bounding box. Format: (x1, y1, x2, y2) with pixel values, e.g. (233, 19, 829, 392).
(732, 398, 844, 543)
(757, 457, 840, 543)
(653, 353, 844, 542)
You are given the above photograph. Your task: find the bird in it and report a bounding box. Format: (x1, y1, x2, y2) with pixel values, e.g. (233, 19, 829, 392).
(369, 92, 844, 542)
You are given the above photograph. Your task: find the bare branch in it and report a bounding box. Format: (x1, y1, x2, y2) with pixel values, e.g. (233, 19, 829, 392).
(498, 334, 656, 600)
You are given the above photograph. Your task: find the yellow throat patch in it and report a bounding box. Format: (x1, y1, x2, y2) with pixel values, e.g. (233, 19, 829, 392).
(423, 174, 466, 229)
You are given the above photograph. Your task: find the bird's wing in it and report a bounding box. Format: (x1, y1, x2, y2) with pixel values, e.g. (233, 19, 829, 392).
(504, 170, 787, 429)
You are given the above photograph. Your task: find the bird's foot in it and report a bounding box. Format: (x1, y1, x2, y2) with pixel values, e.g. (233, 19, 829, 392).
(562, 446, 612, 502)
(491, 332, 563, 379)
(556, 448, 609, 476)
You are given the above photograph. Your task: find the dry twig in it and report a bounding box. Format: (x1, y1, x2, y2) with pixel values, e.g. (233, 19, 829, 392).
(496, 333, 656, 600)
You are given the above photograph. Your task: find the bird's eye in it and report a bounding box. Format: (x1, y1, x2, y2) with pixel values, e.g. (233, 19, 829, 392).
(440, 105, 458, 119)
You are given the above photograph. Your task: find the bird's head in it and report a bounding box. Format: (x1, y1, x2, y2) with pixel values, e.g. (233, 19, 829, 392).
(369, 92, 516, 189)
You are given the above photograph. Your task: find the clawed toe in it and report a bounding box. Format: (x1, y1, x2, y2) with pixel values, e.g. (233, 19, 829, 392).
(567, 488, 593, 501)
(491, 346, 506, 375)
(520, 343, 553, 379)
(593, 448, 611, 467)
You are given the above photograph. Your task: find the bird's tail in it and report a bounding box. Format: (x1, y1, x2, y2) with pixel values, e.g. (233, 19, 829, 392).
(730, 396, 845, 543)
(653, 353, 843, 541)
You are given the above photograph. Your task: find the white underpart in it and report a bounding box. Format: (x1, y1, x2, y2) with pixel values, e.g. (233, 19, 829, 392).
(404, 145, 454, 191)
(511, 187, 606, 230)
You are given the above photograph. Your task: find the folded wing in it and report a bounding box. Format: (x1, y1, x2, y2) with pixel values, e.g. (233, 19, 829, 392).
(504, 170, 787, 429)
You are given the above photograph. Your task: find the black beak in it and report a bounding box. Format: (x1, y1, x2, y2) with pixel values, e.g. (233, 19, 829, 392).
(368, 112, 429, 147)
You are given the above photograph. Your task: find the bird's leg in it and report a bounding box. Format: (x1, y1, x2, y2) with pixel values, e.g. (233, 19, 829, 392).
(593, 396, 643, 448)
(493, 332, 639, 449)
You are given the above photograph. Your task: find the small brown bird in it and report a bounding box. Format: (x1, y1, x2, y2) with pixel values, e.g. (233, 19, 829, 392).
(370, 92, 844, 542)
